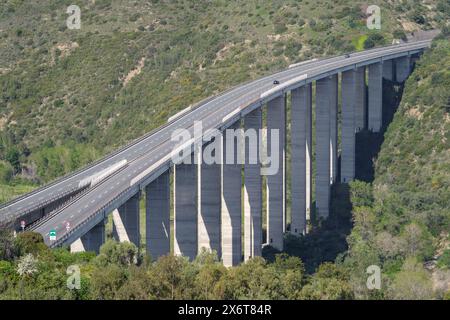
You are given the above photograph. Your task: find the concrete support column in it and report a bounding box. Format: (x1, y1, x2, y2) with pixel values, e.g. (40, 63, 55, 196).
(354, 67, 367, 132)
(113, 193, 140, 247)
(368, 62, 383, 132)
(291, 84, 311, 235)
(174, 153, 197, 260)
(329, 74, 338, 184)
(221, 122, 242, 266)
(79, 219, 105, 253)
(70, 238, 85, 253)
(244, 108, 262, 260)
(198, 142, 221, 256)
(266, 95, 285, 251)
(146, 171, 170, 260)
(112, 209, 130, 243)
(410, 54, 420, 69)
(315, 77, 332, 219)
(341, 70, 356, 183)
(396, 56, 411, 83)
(382, 59, 393, 81)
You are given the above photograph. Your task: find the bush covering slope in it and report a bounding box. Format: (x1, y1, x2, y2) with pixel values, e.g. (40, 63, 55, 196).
(342, 36, 450, 299)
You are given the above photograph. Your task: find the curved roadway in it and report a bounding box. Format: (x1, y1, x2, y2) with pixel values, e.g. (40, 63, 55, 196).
(0, 39, 432, 245)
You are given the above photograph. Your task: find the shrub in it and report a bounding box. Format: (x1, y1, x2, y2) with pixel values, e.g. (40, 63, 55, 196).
(14, 232, 48, 256)
(0, 161, 13, 183)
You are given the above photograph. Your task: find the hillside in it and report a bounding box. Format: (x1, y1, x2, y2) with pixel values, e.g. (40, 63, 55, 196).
(1, 0, 449, 201)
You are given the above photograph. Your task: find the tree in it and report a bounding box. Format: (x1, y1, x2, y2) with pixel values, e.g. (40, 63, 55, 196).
(221, 257, 282, 299)
(0, 229, 17, 261)
(272, 254, 305, 299)
(95, 240, 139, 267)
(364, 33, 385, 49)
(393, 29, 407, 41)
(437, 249, 450, 269)
(17, 253, 38, 277)
(14, 232, 48, 256)
(389, 257, 434, 300)
(399, 223, 434, 260)
(195, 260, 227, 299)
(90, 264, 127, 300)
(299, 263, 353, 300)
(115, 265, 153, 300)
(0, 161, 13, 183)
(152, 255, 189, 299)
(5, 147, 20, 173)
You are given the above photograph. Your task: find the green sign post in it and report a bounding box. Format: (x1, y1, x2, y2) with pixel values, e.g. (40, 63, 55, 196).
(49, 229, 57, 241)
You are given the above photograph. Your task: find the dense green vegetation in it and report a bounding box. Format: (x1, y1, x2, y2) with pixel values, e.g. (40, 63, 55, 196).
(0, 1, 449, 300)
(1, 0, 448, 200)
(0, 231, 354, 300)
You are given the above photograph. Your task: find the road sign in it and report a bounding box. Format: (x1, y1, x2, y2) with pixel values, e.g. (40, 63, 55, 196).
(49, 229, 57, 241)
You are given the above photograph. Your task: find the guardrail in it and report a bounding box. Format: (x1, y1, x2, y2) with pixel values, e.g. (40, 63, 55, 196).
(50, 179, 141, 248)
(0, 77, 252, 223)
(28, 159, 131, 232)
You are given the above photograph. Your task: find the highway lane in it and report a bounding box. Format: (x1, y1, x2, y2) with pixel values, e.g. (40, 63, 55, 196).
(1, 47, 344, 224)
(30, 40, 432, 246)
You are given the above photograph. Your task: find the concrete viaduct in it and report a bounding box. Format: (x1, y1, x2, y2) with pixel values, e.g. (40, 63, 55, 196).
(0, 40, 431, 267)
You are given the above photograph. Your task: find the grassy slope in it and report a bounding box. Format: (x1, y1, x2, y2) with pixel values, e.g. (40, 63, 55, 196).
(0, 0, 447, 201)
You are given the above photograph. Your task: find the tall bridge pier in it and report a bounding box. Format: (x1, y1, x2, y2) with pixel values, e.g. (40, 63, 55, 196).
(146, 171, 170, 260)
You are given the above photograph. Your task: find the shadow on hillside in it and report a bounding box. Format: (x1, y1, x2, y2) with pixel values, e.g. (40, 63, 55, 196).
(263, 79, 406, 273)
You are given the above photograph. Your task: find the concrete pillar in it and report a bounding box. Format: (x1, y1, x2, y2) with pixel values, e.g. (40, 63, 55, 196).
(315, 77, 332, 219)
(266, 95, 285, 251)
(368, 62, 383, 132)
(146, 171, 170, 260)
(112, 209, 130, 243)
(291, 84, 311, 235)
(396, 56, 411, 83)
(80, 219, 105, 253)
(341, 70, 356, 183)
(113, 193, 140, 247)
(410, 54, 420, 69)
(70, 238, 85, 253)
(198, 142, 221, 256)
(382, 59, 393, 81)
(174, 153, 197, 261)
(221, 122, 242, 267)
(244, 108, 262, 260)
(354, 66, 367, 132)
(329, 74, 338, 184)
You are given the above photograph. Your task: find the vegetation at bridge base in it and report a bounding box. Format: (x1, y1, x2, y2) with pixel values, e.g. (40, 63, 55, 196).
(0, 232, 319, 300)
